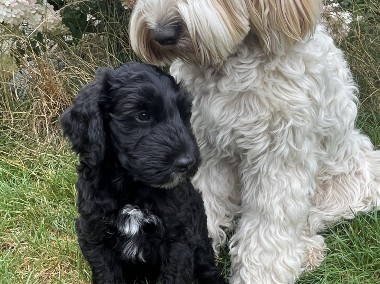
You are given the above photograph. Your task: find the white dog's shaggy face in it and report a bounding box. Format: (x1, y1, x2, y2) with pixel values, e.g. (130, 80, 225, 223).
(129, 0, 321, 66)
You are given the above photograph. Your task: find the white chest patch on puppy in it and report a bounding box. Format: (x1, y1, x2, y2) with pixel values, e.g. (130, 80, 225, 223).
(117, 205, 160, 262)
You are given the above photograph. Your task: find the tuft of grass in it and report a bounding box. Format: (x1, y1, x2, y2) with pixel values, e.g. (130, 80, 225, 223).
(339, 0, 380, 110)
(357, 110, 380, 148)
(299, 212, 380, 284)
(0, 0, 135, 145)
(0, 139, 91, 283)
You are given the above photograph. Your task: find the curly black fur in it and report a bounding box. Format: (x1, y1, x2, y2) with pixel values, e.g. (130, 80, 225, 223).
(60, 62, 226, 284)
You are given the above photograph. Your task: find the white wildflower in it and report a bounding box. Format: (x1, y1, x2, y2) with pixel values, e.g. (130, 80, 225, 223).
(321, 1, 354, 42)
(0, 0, 66, 33)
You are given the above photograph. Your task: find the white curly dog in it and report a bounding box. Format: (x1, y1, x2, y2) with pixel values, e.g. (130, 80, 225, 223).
(128, 0, 380, 283)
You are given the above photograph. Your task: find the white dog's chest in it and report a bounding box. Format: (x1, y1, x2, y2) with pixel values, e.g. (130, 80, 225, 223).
(172, 57, 319, 148)
(170, 35, 357, 166)
(191, 91, 278, 161)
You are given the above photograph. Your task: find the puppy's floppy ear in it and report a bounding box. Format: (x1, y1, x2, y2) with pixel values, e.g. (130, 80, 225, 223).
(60, 68, 114, 166)
(245, 0, 321, 54)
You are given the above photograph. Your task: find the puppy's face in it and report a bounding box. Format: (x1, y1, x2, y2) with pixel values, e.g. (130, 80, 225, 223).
(104, 64, 200, 188)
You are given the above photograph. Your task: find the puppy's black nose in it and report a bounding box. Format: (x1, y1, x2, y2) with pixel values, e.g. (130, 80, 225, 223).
(174, 155, 195, 172)
(152, 25, 181, 46)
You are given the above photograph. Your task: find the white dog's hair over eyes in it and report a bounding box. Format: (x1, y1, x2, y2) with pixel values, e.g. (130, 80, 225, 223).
(130, 0, 380, 283)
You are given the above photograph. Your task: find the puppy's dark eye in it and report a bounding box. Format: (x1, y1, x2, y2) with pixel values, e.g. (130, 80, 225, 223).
(136, 111, 152, 123)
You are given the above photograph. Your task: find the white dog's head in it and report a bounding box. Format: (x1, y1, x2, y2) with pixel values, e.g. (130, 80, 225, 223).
(129, 0, 321, 66)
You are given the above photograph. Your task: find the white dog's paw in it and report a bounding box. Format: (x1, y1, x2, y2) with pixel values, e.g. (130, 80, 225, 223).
(302, 235, 327, 271)
(208, 225, 227, 254)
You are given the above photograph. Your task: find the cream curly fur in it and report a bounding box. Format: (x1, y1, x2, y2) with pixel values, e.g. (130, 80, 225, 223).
(129, 0, 380, 283)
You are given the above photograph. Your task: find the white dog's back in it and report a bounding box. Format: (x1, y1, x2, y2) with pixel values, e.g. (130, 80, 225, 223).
(129, 1, 380, 282)
(170, 23, 380, 278)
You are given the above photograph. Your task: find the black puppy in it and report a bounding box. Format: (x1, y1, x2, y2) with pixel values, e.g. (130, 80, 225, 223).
(60, 63, 226, 284)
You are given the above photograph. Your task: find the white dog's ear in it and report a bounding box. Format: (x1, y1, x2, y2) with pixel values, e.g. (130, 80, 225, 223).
(245, 0, 322, 53)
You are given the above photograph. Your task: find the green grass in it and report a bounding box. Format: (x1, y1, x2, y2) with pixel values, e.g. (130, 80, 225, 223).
(300, 213, 380, 283)
(0, 0, 379, 283)
(0, 137, 91, 283)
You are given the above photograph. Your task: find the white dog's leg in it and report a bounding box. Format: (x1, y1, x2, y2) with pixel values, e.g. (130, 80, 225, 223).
(230, 155, 324, 284)
(309, 132, 380, 233)
(192, 145, 240, 252)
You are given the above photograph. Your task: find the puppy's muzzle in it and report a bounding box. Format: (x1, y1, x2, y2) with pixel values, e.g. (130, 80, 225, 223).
(152, 25, 181, 46)
(174, 154, 196, 173)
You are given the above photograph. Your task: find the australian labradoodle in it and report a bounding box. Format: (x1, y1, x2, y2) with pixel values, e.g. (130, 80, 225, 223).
(129, 1, 380, 283)
(60, 62, 226, 284)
